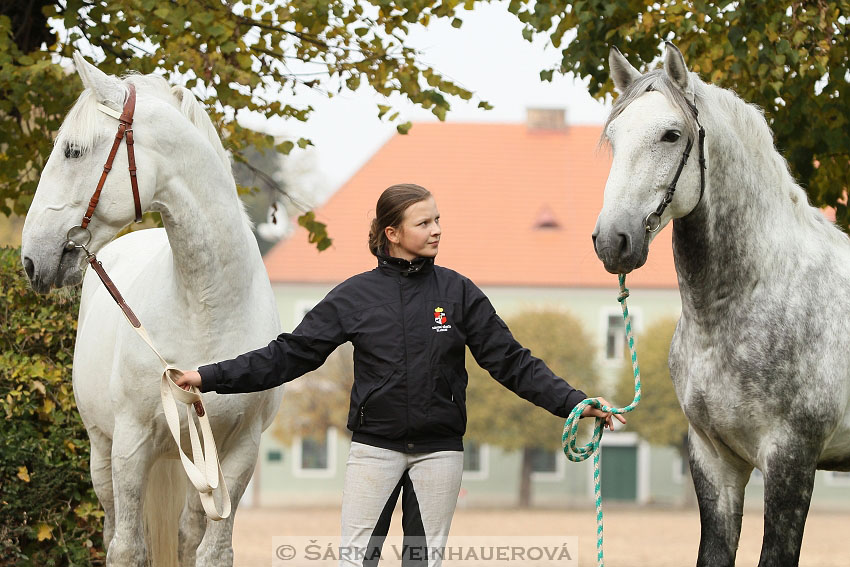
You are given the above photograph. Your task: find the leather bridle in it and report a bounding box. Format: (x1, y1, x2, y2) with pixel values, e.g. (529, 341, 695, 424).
(64, 83, 144, 329)
(643, 99, 706, 232)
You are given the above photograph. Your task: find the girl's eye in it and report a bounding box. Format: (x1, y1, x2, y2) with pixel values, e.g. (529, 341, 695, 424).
(64, 143, 83, 159)
(661, 130, 681, 143)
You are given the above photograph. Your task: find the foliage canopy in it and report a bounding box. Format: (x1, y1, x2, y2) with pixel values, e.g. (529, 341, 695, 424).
(516, 0, 850, 228)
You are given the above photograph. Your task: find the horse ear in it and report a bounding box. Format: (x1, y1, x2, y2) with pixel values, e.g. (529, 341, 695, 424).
(609, 46, 642, 93)
(663, 41, 691, 94)
(73, 52, 125, 105)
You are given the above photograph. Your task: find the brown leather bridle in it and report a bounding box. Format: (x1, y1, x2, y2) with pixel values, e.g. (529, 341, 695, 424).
(64, 83, 145, 329)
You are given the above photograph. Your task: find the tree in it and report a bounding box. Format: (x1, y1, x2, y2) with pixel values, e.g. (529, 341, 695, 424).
(465, 309, 600, 507)
(613, 315, 694, 504)
(513, 1, 850, 229)
(0, 0, 492, 245)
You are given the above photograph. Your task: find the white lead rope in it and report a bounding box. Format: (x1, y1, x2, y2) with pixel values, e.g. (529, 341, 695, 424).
(132, 325, 231, 521)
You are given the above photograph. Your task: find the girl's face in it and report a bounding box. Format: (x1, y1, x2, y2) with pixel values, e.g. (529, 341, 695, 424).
(386, 196, 441, 261)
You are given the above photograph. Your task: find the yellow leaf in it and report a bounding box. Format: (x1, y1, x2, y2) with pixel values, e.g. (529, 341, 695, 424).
(31, 380, 46, 395)
(42, 398, 55, 414)
(17, 466, 30, 482)
(37, 523, 53, 541)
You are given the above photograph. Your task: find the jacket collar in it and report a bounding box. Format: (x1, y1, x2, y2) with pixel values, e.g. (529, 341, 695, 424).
(376, 253, 434, 277)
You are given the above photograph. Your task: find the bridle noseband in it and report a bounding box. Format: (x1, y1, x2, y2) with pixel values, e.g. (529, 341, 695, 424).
(64, 83, 143, 254)
(644, 100, 707, 232)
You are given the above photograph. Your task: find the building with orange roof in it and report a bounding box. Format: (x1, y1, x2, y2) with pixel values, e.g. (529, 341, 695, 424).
(247, 111, 850, 511)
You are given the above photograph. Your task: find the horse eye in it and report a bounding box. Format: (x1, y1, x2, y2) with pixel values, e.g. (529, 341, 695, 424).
(661, 130, 681, 143)
(64, 143, 82, 159)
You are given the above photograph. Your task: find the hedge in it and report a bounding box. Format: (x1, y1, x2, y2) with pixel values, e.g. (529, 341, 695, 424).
(0, 246, 105, 565)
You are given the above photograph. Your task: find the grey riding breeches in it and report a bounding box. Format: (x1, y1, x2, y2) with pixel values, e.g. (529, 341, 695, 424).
(339, 442, 464, 567)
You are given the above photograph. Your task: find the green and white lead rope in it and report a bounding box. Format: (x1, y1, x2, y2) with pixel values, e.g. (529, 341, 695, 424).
(561, 274, 642, 567)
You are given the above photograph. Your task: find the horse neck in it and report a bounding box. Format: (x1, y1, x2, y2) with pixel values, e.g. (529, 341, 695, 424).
(672, 121, 801, 317)
(151, 149, 262, 310)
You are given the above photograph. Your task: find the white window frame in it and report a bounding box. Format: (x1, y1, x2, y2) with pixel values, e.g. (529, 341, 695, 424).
(600, 306, 642, 366)
(292, 427, 337, 479)
(461, 443, 490, 481)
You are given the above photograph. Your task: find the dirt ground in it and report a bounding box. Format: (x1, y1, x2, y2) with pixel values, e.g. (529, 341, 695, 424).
(232, 506, 850, 566)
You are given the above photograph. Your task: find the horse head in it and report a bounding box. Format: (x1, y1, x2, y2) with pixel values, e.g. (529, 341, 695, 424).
(20, 54, 158, 293)
(593, 42, 706, 274)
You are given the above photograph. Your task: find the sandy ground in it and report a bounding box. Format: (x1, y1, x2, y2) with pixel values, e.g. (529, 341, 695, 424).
(232, 506, 850, 566)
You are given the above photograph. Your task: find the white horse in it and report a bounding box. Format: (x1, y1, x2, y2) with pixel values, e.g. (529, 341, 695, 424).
(20, 55, 283, 566)
(593, 43, 850, 566)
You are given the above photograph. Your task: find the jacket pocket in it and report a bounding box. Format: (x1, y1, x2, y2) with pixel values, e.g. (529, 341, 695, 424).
(351, 370, 397, 430)
(425, 368, 466, 435)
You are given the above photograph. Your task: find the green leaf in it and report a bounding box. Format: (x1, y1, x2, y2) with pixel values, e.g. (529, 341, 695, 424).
(396, 121, 412, 135)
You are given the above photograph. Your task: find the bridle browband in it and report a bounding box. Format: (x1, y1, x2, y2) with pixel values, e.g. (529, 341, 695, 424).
(643, 99, 706, 232)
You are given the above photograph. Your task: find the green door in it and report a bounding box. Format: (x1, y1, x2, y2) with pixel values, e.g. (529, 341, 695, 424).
(600, 445, 638, 501)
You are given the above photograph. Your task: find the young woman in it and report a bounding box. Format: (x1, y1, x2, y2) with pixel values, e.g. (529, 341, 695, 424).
(177, 183, 624, 566)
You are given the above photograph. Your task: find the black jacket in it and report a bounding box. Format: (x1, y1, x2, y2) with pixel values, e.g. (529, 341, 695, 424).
(199, 255, 587, 453)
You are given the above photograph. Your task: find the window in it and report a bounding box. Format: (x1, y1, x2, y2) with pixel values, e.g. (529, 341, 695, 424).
(529, 448, 557, 473)
(267, 449, 283, 463)
(461, 442, 489, 480)
(464, 442, 482, 472)
(606, 314, 624, 359)
(293, 428, 337, 478)
(301, 437, 328, 469)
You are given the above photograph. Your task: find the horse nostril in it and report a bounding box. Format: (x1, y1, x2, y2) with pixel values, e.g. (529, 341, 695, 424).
(23, 257, 35, 281)
(618, 232, 632, 256)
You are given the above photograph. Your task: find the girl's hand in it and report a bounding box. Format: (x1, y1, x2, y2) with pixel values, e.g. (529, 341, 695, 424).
(175, 370, 202, 391)
(581, 397, 627, 430)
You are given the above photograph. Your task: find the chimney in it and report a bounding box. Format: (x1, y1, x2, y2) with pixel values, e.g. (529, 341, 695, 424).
(526, 107, 566, 131)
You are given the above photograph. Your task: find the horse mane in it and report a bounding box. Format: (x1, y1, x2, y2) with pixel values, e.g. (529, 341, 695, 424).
(602, 67, 848, 245)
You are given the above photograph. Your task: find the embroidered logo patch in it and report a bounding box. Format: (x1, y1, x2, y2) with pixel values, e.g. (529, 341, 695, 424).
(434, 307, 447, 325)
(432, 306, 452, 333)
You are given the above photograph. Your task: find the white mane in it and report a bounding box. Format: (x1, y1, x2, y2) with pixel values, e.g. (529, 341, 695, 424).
(696, 78, 848, 246)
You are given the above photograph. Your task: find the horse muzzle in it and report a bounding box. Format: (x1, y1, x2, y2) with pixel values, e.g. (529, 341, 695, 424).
(592, 220, 649, 274)
(22, 245, 85, 294)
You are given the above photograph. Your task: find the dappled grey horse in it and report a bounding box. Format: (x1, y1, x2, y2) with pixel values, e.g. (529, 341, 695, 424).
(594, 42, 850, 566)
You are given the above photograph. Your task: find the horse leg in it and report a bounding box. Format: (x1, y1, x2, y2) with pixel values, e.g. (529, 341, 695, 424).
(89, 428, 116, 551)
(194, 432, 259, 567)
(758, 449, 818, 566)
(178, 488, 206, 566)
(106, 420, 155, 567)
(689, 427, 752, 567)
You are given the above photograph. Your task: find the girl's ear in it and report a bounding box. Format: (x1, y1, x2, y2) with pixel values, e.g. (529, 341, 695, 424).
(385, 225, 400, 245)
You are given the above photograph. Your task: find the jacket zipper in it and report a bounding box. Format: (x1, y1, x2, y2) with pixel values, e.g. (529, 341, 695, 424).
(398, 275, 410, 436)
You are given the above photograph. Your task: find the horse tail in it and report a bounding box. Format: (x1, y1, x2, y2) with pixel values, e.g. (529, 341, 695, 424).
(143, 457, 186, 567)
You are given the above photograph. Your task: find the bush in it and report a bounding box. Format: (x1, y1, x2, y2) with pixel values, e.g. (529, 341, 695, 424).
(0, 247, 105, 566)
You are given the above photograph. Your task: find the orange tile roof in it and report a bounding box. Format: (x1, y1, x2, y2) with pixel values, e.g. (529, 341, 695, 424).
(264, 122, 678, 289)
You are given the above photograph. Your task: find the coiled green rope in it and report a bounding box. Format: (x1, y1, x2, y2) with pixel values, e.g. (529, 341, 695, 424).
(562, 274, 642, 567)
